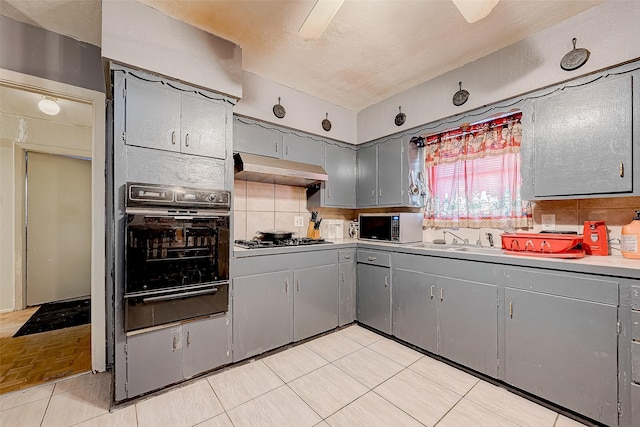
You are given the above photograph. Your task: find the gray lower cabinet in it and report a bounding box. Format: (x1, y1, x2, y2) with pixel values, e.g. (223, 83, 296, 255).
(126, 314, 230, 398)
(293, 264, 339, 341)
(338, 250, 356, 326)
(393, 268, 437, 353)
(438, 277, 497, 376)
(633, 383, 640, 427)
(393, 269, 497, 376)
(233, 270, 292, 361)
(357, 262, 391, 334)
(504, 287, 618, 426)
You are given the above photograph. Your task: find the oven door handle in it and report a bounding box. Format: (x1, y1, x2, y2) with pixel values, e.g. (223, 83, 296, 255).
(142, 287, 218, 303)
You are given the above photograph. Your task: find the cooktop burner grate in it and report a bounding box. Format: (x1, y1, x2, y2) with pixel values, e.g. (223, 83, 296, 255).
(234, 237, 332, 249)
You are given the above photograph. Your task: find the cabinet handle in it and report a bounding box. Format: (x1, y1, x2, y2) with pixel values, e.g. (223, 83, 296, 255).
(172, 334, 179, 351)
(367, 256, 376, 261)
(285, 280, 288, 293)
(296, 280, 300, 292)
(371, 189, 375, 198)
(509, 301, 513, 318)
(384, 276, 389, 287)
(379, 189, 382, 197)
(185, 133, 190, 147)
(440, 288, 444, 301)
(341, 272, 345, 282)
(344, 255, 352, 260)
(275, 143, 278, 153)
(328, 189, 331, 198)
(430, 285, 434, 299)
(285, 145, 289, 155)
(171, 131, 176, 145)
(187, 331, 191, 347)
(620, 162, 624, 178)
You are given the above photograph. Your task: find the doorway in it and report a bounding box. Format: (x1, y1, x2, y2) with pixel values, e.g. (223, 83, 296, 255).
(26, 152, 92, 306)
(0, 69, 106, 393)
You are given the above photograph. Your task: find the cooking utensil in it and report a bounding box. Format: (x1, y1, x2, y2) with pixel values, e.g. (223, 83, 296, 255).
(560, 38, 590, 71)
(322, 113, 332, 131)
(257, 230, 294, 241)
(272, 97, 286, 118)
(452, 81, 469, 106)
(394, 106, 406, 126)
(314, 218, 322, 229)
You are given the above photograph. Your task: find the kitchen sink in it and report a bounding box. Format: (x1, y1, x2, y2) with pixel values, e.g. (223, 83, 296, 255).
(446, 246, 502, 255)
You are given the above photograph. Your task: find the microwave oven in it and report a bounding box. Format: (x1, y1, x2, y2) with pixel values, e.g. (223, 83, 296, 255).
(358, 213, 423, 243)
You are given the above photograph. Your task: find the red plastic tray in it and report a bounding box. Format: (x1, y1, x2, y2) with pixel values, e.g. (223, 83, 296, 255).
(501, 232, 583, 254)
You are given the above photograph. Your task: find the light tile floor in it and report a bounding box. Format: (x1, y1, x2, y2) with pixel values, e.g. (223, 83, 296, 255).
(0, 325, 588, 427)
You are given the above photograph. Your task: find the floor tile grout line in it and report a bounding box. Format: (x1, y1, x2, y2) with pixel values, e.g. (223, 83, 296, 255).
(282, 381, 325, 423)
(38, 388, 53, 427)
(431, 378, 481, 427)
(369, 388, 429, 426)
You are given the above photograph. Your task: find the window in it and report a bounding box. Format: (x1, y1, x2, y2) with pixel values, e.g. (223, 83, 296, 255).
(423, 112, 531, 229)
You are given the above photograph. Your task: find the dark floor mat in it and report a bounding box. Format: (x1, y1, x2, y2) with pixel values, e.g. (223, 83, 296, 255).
(13, 298, 91, 337)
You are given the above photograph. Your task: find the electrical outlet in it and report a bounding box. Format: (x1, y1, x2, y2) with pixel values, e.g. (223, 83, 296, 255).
(294, 216, 305, 227)
(541, 214, 556, 231)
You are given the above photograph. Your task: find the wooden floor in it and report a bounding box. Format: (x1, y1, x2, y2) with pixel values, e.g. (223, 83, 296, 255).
(0, 308, 91, 394)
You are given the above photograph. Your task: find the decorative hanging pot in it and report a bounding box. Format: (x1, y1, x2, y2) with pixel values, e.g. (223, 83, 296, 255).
(452, 81, 469, 106)
(394, 106, 406, 126)
(322, 113, 332, 131)
(272, 97, 286, 118)
(560, 38, 590, 71)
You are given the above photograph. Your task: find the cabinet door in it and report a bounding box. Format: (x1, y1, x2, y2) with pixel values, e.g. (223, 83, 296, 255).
(126, 326, 183, 398)
(293, 264, 339, 341)
(377, 138, 403, 206)
(233, 119, 282, 158)
(283, 133, 324, 166)
(183, 314, 230, 379)
(393, 269, 437, 353)
(532, 75, 632, 197)
(356, 145, 378, 207)
(181, 94, 227, 159)
(357, 263, 391, 334)
(504, 288, 618, 426)
(233, 271, 292, 361)
(125, 77, 181, 152)
(324, 144, 356, 207)
(438, 278, 498, 376)
(338, 261, 356, 326)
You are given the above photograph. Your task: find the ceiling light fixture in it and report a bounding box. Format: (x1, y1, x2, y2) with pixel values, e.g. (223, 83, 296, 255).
(452, 0, 499, 23)
(299, 0, 345, 40)
(38, 97, 60, 115)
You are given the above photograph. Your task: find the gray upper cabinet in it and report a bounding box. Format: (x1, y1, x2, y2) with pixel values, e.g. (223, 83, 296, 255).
(377, 137, 404, 206)
(503, 269, 619, 426)
(356, 144, 377, 207)
(233, 118, 282, 158)
(181, 94, 227, 160)
(323, 144, 356, 207)
(523, 73, 635, 199)
(233, 270, 292, 361)
(124, 76, 227, 159)
(293, 264, 339, 341)
(357, 136, 413, 207)
(283, 133, 324, 166)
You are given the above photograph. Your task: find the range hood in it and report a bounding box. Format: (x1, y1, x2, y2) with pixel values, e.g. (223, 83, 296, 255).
(234, 152, 328, 187)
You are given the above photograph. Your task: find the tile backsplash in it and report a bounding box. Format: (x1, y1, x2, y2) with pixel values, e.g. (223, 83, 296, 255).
(234, 180, 355, 240)
(235, 179, 640, 255)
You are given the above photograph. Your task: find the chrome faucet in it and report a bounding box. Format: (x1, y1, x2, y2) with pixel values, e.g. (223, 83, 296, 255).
(486, 232, 495, 247)
(443, 230, 469, 244)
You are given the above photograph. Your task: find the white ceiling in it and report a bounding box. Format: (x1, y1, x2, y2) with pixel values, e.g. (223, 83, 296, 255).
(1, 0, 605, 112)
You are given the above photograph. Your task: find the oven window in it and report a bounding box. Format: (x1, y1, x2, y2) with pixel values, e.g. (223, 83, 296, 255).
(126, 215, 229, 294)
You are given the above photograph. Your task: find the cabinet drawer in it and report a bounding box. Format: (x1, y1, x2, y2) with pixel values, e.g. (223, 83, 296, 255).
(357, 250, 390, 267)
(633, 310, 640, 341)
(339, 249, 355, 263)
(503, 268, 618, 305)
(633, 341, 640, 383)
(632, 286, 640, 310)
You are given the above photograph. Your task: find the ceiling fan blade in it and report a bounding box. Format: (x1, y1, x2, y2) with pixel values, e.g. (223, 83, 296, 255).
(298, 0, 345, 40)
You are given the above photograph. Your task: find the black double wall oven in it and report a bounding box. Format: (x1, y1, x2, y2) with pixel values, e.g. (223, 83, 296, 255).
(124, 183, 230, 332)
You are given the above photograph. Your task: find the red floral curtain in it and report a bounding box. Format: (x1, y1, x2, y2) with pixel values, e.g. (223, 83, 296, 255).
(423, 113, 532, 229)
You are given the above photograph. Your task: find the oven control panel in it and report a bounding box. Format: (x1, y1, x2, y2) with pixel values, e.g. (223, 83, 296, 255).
(127, 183, 230, 209)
